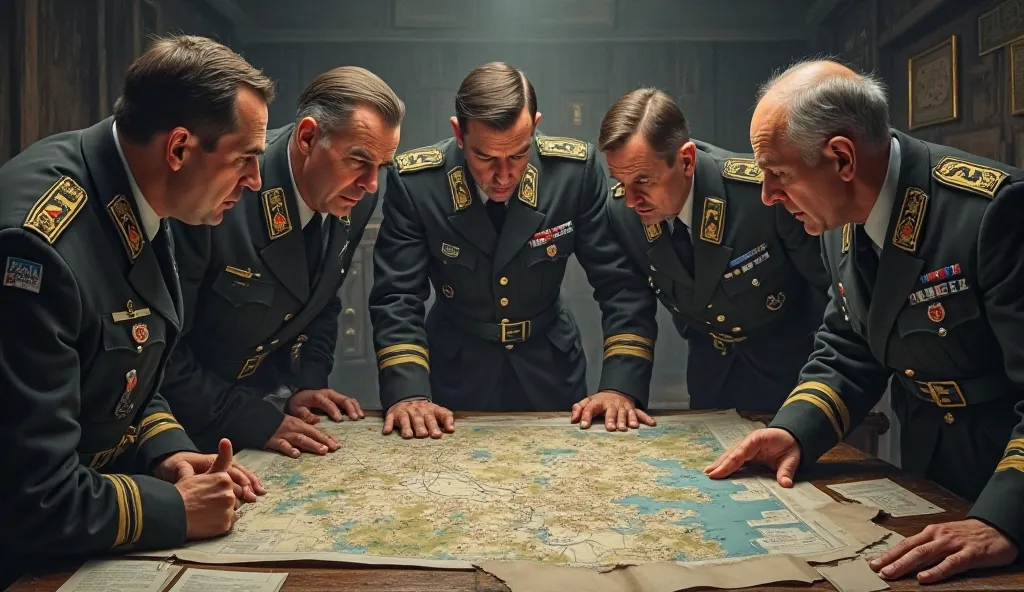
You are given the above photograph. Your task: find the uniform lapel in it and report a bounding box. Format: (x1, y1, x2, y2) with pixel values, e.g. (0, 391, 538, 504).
(80, 118, 179, 327)
(446, 143, 498, 256)
(493, 143, 545, 273)
(256, 127, 310, 302)
(866, 132, 929, 362)
(836, 223, 869, 326)
(646, 221, 693, 301)
(691, 150, 733, 310)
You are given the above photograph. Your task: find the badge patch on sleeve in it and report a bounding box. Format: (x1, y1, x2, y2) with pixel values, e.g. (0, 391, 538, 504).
(3, 257, 43, 293)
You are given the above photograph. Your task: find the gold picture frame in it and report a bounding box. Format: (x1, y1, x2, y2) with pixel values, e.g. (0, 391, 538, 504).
(908, 35, 959, 130)
(1012, 38, 1024, 115)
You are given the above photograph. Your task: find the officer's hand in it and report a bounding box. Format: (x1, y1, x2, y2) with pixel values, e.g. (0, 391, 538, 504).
(868, 519, 1018, 583)
(156, 442, 264, 502)
(175, 439, 242, 540)
(703, 428, 801, 488)
(265, 415, 341, 458)
(383, 398, 455, 439)
(287, 388, 365, 424)
(570, 391, 656, 432)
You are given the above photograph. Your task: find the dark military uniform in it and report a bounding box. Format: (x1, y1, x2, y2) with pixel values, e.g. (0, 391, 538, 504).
(771, 130, 1024, 546)
(0, 118, 196, 584)
(369, 135, 658, 412)
(162, 124, 378, 452)
(607, 141, 830, 411)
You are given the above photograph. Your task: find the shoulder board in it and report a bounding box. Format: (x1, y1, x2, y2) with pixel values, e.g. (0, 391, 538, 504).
(536, 136, 588, 160)
(721, 158, 764, 184)
(932, 155, 1009, 199)
(395, 146, 444, 174)
(23, 176, 88, 244)
(611, 182, 625, 199)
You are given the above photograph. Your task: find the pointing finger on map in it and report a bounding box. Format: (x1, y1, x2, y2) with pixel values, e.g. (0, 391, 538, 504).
(703, 428, 801, 488)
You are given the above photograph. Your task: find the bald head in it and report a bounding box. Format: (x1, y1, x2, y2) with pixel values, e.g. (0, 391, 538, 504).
(751, 59, 890, 166)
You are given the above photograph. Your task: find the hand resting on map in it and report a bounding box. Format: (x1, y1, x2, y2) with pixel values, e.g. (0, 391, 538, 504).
(261, 388, 365, 457)
(702, 427, 801, 487)
(383, 398, 455, 439)
(570, 391, 656, 432)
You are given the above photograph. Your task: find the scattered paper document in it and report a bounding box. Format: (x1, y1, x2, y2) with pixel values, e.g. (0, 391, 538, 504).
(817, 559, 889, 592)
(56, 559, 180, 592)
(166, 568, 288, 592)
(827, 478, 944, 518)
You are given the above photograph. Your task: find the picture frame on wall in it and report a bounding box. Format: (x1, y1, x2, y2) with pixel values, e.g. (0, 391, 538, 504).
(1011, 38, 1024, 115)
(908, 35, 959, 130)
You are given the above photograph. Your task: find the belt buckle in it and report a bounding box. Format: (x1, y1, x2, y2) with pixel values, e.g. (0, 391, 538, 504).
(917, 380, 967, 408)
(709, 332, 745, 356)
(500, 320, 531, 343)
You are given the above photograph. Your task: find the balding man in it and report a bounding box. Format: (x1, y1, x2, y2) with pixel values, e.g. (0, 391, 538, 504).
(705, 60, 1024, 583)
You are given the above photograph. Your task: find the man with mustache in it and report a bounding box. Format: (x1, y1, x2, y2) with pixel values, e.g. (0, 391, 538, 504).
(163, 67, 404, 457)
(706, 59, 1024, 584)
(600, 88, 830, 411)
(0, 35, 272, 587)
(370, 62, 658, 439)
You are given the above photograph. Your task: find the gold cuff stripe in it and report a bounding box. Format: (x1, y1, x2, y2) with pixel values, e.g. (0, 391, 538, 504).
(603, 345, 654, 362)
(103, 474, 141, 547)
(1003, 438, 1024, 456)
(140, 413, 176, 430)
(604, 334, 654, 348)
(379, 354, 430, 372)
(376, 344, 429, 360)
(782, 394, 843, 442)
(790, 381, 850, 435)
(114, 474, 143, 544)
(996, 456, 1024, 473)
(138, 422, 183, 447)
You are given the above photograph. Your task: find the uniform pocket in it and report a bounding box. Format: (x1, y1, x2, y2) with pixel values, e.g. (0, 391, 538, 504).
(211, 270, 275, 308)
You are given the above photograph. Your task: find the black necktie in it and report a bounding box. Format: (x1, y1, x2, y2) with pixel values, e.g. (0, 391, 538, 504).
(671, 221, 695, 275)
(304, 213, 324, 284)
(486, 199, 506, 231)
(854, 224, 878, 297)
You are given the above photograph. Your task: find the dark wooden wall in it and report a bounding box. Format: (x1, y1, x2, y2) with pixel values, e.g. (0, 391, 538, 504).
(813, 0, 1022, 166)
(0, 0, 235, 166)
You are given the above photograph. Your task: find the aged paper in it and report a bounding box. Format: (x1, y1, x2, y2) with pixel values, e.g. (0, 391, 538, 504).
(166, 568, 287, 592)
(817, 559, 890, 592)
(55, 559, 180, 592)
(478, 554, 822, 592)
(827, 478, 944, 518)
(134, 411, 888, 589)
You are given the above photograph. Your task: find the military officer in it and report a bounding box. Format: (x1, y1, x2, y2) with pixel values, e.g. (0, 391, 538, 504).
(0, 36, 272, 586)
(706, 60, 1024, 583)
(599, 88, 830, 411)
(369, 62, 659, 439)
(163, 67, 404, 457)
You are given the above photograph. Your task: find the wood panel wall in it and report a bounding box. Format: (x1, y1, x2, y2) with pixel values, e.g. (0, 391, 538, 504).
(0, 0, 236, 166)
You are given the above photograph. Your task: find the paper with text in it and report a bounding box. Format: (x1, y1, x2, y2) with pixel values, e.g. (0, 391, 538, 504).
(827, 478, 943, 518)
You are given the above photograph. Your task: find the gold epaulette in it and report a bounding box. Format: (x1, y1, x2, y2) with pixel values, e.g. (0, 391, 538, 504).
(395, 147, 444, 174)
(932, 156, 1009, 199)
(23, 176, 88, 244)
(536, 136, 588, 160)
(721, 158, 764, 184)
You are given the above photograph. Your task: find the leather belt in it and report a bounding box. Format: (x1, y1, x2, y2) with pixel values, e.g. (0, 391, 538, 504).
(439, 302, 560, 344)
(895, 373, 1013, 408)
(708, 332, 747, 356)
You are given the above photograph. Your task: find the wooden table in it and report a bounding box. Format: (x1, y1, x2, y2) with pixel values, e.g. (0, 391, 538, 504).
(11, 411, 1024, 591)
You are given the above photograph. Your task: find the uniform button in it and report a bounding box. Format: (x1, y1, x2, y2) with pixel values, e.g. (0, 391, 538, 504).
(944, 412, 955, 425)
(499, 277, 509, 286)
(500, 298, 509, 307)
(904, 369, 915, 377)
(136, 346, 143, 354)
(717, 315, 726, 322)
(505, 344, 514, 350)
(937, 327, 948, 337)
(340, 268, 345, 274)
(650, 264, 657, 272)
(284, 313, 293, 321)
(732, 327, 741, 333)
(752, 279, 760, 287)
(256, 345, 264, 353)
(707, 304, 713, 309)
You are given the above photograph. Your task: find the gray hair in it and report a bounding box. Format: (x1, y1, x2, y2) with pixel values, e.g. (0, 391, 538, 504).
(295, 66, 405, 147)
(757, 59, 891, 166)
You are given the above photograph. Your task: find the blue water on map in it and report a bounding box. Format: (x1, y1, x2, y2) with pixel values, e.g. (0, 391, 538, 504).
(616, 458, 809, 559)
(539, 448, 577, 465)
(533, 476, 551, 486)
(471, 450, 493, 460)
(273, 490, 341, 514)
(328, 520, 368, 553)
